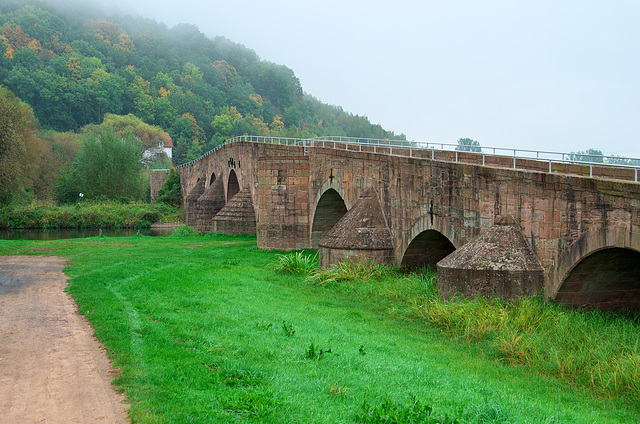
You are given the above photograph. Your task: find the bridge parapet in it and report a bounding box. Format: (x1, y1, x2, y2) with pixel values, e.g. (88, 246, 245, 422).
(179, 136, 640, 184)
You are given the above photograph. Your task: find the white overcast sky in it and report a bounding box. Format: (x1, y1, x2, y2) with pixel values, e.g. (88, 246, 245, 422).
(89, 0, 640, 157)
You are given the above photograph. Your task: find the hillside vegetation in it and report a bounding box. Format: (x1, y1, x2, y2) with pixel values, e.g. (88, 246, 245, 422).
(0, 0, 404, 169)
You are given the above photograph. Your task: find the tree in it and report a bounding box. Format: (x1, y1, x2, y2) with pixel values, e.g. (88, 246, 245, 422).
(66, 126, 145, 202)
(94, 113, 170, 151)
(455, 138, 482, 152)
(156, 167, 181, 207)
(0, 85, 43, 204)
(38, 130, 82, 201)
(568, 148, 604, 164)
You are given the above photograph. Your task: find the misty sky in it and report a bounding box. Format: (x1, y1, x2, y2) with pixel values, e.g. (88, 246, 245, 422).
(93, 0, 640, 157)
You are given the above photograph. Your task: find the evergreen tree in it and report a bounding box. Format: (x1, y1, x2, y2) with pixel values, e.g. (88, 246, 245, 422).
(156, 167, 182, 208)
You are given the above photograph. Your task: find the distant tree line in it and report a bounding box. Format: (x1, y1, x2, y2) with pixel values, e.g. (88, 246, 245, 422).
(568, 148, 640, 166)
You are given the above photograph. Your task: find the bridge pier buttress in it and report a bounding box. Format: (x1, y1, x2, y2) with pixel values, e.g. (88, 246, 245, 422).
(211, 189, 257, 235)
(436, 216, 545, 299)
(185, 179, 205, 227)
(318, 188, 394, 268)
(256, 156, 312, 250)
(196, 176, 225, 232)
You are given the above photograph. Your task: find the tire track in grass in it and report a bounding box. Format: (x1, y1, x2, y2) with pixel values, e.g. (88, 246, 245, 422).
(94, 263, 181, 383)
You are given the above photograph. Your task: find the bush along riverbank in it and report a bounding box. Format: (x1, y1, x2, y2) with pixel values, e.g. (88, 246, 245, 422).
(0, 201, 182, 229)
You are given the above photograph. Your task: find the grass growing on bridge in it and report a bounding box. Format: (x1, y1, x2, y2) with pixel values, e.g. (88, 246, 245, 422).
(0, 235, 638, 423)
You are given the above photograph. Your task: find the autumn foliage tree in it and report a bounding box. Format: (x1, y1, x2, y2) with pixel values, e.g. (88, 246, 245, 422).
(0, 85, 44, 204)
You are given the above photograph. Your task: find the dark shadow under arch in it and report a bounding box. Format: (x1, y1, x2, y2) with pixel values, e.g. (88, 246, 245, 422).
(555, 247, 640, 310)
(401, 229, 455, 271)
(311, 188, 347, 248)
(227, 170, 240, 202)
(209, 172, 216, 186)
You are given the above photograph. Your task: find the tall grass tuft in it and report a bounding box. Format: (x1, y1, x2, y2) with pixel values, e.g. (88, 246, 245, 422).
(307, 260, 438, 306)
(417, 295, 640, 399)
(272, 250, 319, 275)
(356, 396, 460, 424)
(306, 258, 394, 286)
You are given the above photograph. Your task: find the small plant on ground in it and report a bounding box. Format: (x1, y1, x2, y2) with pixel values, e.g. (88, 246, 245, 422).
(282, 320, 295, 337)
(356, 396, 459, 424)
(255, 321, 273, 331)
(329, 381, 349, 396)
(305, 342, 331, 360)
(273, 250, 319, 275)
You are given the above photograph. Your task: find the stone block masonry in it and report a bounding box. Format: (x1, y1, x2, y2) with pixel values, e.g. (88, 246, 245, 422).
(257, 156, 310, 250)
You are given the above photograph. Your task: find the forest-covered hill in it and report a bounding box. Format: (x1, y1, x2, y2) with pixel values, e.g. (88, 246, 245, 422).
(0, 0, 405, 165)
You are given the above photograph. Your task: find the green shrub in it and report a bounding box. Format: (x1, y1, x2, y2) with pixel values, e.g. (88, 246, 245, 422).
(156, 168, 182, 207)
(0, 201, 179, 229)
(306, 258, 392, 286)
(170, 225, 202, 236)
(272, 250, 319, 275)
(357, 396, 459, 423)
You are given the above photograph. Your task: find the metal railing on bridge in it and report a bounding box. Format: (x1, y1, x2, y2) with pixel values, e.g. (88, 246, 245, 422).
(176, 135, 640, 183)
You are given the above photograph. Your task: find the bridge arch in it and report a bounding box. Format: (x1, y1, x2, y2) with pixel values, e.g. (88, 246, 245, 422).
(209, 172, 216, 186)
(310, 180, 350, 248)
(400, 216, 457, 271)
(227, 169, 240, 202)
(552, 223, 640, 310)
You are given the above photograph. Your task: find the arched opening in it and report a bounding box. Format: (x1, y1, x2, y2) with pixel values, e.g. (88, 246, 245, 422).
(401, 230, 455, 271)
(311, 188, 347, 248)
(227, 170, 240, 202)
(556, 248, 640, 310)
(209, 172, 216, 186)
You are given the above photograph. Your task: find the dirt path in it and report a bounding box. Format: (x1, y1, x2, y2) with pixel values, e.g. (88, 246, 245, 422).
(0, 256, 129, 424)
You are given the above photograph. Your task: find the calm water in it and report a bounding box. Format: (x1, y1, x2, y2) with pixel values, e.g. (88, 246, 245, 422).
(0, 227, 174, 241)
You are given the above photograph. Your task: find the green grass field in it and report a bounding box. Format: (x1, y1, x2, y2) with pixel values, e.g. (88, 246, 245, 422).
(0, 233, 638, 423)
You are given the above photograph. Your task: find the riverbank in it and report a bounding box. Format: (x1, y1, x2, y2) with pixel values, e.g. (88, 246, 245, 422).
(0, 201, 182, 230)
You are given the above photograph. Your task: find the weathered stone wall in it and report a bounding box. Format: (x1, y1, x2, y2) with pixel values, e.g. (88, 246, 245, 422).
(257, 155, 310, 250)
(150, 171, 169, 201)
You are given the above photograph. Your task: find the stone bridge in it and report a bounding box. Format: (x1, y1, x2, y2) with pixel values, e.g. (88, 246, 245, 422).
(177, 136, 640, 310)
